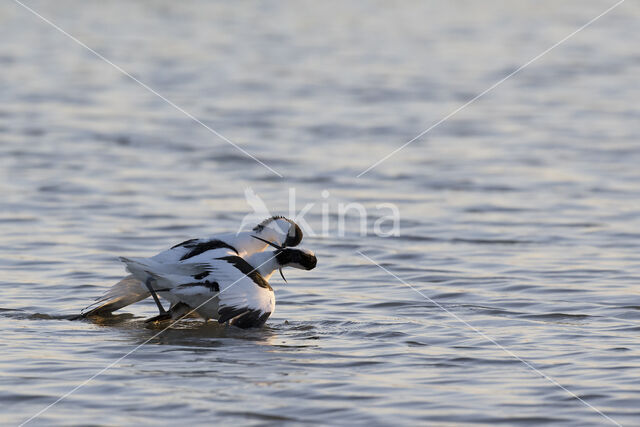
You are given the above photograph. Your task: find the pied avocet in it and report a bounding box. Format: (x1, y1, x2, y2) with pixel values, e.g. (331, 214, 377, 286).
(81, 216, 303, 317)
(121, 237, 317, 328)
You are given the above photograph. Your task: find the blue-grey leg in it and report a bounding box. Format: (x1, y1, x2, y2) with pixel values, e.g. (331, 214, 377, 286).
(144, 277, 172, 322)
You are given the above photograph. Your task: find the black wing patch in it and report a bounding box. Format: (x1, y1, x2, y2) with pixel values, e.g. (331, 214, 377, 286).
(192, 271, 209, 280)
(218, 306, 271, 329)
(177, 281, 220, 292)
(179, 239, 239, 261)
(171, 238, 199, 249)
(215, 256, 272, 290)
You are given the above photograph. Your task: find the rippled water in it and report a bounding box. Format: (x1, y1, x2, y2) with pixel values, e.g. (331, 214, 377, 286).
(2, 1, 639, 425)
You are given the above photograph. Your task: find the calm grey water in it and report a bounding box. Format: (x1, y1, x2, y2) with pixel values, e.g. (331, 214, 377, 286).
(1, 1, 639, 426)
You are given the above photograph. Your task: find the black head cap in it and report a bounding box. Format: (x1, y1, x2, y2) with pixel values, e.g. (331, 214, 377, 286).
(276, 248, 317, 270)
(252, 216, 303, 247)
(284, 222, 303, 247)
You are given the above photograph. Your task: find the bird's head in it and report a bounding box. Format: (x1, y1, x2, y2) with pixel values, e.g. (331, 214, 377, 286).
(251, 235, 316, 282)
(252, 216, 303, 248)
(275, 247, 317, 271)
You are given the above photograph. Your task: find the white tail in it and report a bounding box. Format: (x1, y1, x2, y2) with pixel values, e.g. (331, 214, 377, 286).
(81, 275, 150, 316)
(81, 257, 211, 317)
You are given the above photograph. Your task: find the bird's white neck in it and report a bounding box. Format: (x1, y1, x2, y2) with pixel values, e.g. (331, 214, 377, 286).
(216, 228, 282, 257)
(245, 250, 280, 280)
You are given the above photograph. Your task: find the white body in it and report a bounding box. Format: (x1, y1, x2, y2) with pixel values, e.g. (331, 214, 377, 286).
(120, 251, 281, 327)
(82, 218, 298, 316)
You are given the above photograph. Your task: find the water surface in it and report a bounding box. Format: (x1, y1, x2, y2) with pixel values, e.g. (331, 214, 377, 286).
(1, 1, 639, 425)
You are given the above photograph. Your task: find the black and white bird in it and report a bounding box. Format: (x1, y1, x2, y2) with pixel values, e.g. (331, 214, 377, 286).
(82, 216, 303, 317)
(120, 240, 317, 328)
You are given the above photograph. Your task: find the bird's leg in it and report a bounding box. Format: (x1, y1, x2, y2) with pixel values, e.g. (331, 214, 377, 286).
(144, 277, 166, 314)
(144, 277, 171, 322)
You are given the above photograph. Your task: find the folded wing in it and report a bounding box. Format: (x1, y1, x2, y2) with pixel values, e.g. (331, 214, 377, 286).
(208, 256, 275, 328)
